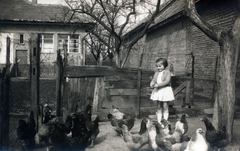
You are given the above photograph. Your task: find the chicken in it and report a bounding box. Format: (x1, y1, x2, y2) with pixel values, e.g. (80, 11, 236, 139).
(70, 113, 90, 150)
(109, 105, 126, 120)
(184, 128, 208, 151)
(35, 114, 73, 150)
(121, 117, 149, 150)
(17, 110, 36, 150)
(88, 115, 100, 147)
(42, 103, 55, 124)
(154, 121, 173, 151)
(159, 116, 190, 145)
(109, 114, 135, 137)
(175, 114, 188, 135)
(79, 104, 100, 147)
(200, 117, 228, 150)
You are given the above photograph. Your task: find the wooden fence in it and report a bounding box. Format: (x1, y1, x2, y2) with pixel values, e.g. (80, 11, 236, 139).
(56, 49, 193, 118)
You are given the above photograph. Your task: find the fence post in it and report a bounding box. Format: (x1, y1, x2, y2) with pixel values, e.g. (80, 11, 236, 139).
(56, 50, 63, 116)
(30, 34, 40, 130)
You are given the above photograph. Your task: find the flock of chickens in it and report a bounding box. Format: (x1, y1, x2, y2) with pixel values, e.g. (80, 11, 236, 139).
(17, 104, 99, 151)
(107, 105, 228, 151)
(17, 104, 228, 151)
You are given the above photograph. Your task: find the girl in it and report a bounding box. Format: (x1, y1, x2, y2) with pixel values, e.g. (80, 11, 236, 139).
(150, 58, 174, 123)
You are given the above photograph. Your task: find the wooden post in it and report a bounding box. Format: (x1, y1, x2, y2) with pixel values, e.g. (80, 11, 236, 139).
(137, 69, 141, 118)
(56, 50, 63, 116)
(0, 37, 11, 150)
(185, 80, 191, 107)
(30, 34, 40, 130)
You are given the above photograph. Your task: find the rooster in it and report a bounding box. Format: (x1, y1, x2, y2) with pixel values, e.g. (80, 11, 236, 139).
(17, 110, 36, 150)
(121, 117, 149, 150)
(184, 128, 208, 151)
(200, 117, 228, 150)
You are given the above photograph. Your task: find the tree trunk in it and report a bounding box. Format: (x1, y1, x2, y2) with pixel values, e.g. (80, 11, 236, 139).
(185, 0, 240, 142)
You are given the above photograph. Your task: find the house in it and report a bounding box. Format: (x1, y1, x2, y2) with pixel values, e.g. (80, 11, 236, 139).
(121, 0, 240, 105)
(0, 0, 94, 77)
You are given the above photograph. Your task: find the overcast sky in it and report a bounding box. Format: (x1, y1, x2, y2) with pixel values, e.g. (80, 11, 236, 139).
(28, 0, 64, 4)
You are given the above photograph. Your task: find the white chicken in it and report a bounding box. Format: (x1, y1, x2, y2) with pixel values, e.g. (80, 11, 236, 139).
(184, 128, 208, 151)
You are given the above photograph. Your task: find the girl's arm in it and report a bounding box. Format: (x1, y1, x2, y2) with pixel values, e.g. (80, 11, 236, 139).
(150, 72, 158, 88)
(154, 70, 171, 88)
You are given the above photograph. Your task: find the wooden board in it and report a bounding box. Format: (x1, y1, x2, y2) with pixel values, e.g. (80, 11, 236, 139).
(108, 89, 138, 96)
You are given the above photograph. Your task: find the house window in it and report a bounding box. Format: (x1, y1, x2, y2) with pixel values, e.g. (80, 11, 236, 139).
(58, 34, 79, 53)
(20, 34, 24, 44)
(40, 34, 54, 53)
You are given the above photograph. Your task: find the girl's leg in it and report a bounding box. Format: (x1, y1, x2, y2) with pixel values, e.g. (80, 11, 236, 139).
(156, 101, 163, 123)
(163, 102, 169, 120)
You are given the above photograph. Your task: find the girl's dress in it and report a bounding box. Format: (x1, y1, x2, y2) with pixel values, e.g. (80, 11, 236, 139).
(150, 71, 175, 101)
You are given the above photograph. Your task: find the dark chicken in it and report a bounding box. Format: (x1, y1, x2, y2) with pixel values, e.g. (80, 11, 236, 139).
(35, 114, 73, 150)
(200, 117, 228, 150)
(69, 113, 90, 150)
(121, 117, 149, 150)
(70, 103, 100, 149)
(17, 111, 36, 150)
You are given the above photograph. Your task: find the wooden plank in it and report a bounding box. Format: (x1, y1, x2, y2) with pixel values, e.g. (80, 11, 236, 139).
(173, 81, 187, 96)
(137, 69, 141, 118)
(102, 95, 137, 108)
(185, 80, 191, 106)
(107, 80, 137, 89)
(93, 77, 101, 112)
(108, 89, 138, 96)
(64, 66, 138, 78)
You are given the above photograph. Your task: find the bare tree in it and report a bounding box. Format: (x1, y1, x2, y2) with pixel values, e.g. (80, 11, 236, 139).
(64, 0, 161, 68)
(185, 0, 240, 142)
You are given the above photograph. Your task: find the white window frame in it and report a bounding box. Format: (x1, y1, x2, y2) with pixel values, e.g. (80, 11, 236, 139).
(58, 34, 80, 53)
(41, 34, 54, 53)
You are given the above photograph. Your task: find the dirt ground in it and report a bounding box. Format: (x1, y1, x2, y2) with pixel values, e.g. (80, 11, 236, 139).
(85, 108, 240, 151)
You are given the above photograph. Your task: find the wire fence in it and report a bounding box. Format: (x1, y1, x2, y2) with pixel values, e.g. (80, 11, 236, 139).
(7, 52, 57, 150)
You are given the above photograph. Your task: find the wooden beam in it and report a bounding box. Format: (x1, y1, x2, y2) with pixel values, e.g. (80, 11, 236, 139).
(173, 81, 187, 96)
(64, 66, 138, 77)
(56, 50, 63, 116)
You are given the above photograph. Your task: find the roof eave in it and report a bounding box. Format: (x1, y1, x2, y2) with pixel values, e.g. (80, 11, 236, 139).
(147, 10, 185, 33)
(0, 19, 95, 31)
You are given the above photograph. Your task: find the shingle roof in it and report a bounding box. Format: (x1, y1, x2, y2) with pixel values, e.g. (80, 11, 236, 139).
(150, 0, 186, 28)
(123, 0, 186, 37)
(0, 0, 89, 23)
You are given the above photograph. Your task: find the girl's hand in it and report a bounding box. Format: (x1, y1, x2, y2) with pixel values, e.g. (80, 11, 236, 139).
(154, 84, 158, 88)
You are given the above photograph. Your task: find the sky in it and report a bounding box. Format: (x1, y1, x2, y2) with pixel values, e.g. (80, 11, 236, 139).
(27, 0, 64, 4)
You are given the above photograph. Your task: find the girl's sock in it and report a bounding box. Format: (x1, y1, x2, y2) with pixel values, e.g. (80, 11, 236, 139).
(163, 112, 169, 120)
(156, 111, 162, 124)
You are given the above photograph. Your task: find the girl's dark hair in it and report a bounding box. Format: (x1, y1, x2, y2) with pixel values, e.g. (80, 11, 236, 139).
(156, 58, 168, 68)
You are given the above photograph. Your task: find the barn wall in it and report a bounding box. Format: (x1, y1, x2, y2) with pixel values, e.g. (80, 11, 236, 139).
(186, 0, 240, 103)
(124, 0, 240, 105)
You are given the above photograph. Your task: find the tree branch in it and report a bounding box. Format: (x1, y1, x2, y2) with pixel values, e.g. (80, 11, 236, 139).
(120, 0, 161, 68)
